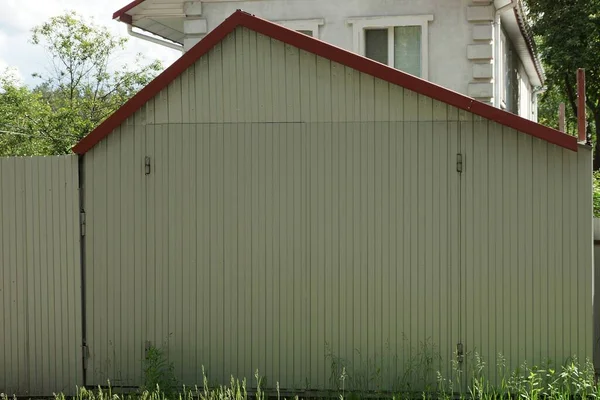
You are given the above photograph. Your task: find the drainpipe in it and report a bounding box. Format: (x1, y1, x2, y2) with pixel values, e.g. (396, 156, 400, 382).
(127, 24, 183, 52)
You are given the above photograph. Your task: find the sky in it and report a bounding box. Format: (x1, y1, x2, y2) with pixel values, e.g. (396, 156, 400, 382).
(0, 0, 181, 86)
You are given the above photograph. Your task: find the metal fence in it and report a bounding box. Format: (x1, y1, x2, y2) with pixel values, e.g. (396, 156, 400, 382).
(0, 155, 82, 396)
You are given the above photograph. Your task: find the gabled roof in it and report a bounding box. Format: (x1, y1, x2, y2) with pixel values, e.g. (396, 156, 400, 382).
(73, 10, 577, 155)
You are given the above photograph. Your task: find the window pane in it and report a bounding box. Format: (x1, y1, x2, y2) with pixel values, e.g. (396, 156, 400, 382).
(393, 26, 421, 77)
(365, 29, 389, 65)
(297, 30, 313, 37)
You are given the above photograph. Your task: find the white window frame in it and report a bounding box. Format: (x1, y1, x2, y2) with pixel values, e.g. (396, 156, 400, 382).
(499, 29, 508, 109)
(275, 18, 325, 38)
(347, 15, 434, 79)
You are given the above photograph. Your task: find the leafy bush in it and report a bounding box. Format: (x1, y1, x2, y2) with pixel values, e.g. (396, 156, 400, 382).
(142, 343, 179, 398)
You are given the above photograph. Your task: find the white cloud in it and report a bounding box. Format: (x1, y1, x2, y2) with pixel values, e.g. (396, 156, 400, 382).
(0, 0, 181, 86)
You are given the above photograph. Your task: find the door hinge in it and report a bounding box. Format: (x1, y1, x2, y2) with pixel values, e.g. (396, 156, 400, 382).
(456, 153, 463, 173)
(80, 211, 86, 237)
(82, 344, 90, 370)
(457, 342, 464, 364)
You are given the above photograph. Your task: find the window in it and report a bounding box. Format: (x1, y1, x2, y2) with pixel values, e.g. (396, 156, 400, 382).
(499, 29, 520, 114)
(348, 15, 433, 79)
(276, 19, 325, 38)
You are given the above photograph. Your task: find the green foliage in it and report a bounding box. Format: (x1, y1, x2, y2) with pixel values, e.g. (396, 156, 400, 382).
(142, 344, 179, 398)
(26, 355, 600, 400)
(0, 11, 162, 156)
(526, 0, 600, 167)
(326, 337, 442, 394)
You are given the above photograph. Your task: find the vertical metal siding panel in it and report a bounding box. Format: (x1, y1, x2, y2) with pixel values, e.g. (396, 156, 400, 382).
(187, 123, 199, 384)
(221, 122, 232, 381)
(317, 56, 331, 389)
(0, 156, 80, 395)
(285, 46, 300, 388)
(546, 143, 558, 363)
(360, 73, 375, 390)
(221, 32, 234, 122)
(121, 124, 134, 384)
(276, 123, 288, 385)
(403, 90, 418, 375)
(24, 159, 36, 393)
(242, 123, 253, 381)
(349, 118, 361, 383)
(15, 158, 27, 392)
(297, 123, 307, 389)
(0, 159, 5, 391)
(133, 110, 146, 386)
(532, 139, 548, 364)
(153, 124, 166, 368)
(167, 123, 180, 380)
(390, 87, 403, 383)
(432, 103, 449, 378)
(418, 96, 432, 364)
(567, 148, 578, 359)
(180, 124, 191, 383)
(505, 128, 520, 368)
(374, 79, 387, 384)
(4, 158, 15, 392)
(577, 146, 593, 360)
(234, 123, 248, 381)
(144, 124, 157, 371)
(106, 132, 118, 384)
(488, 122, 503, 381)
(249, 120, 259, 384)
(460, 115, 473, 376)
(256, 34, 267, 123)
(524, 135, 535, 364)
(200, 123, 213, 383)
(447, 107, 460, 385)
(241, 29, 253, 124)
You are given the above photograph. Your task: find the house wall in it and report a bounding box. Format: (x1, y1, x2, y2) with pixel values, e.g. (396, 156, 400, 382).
(0, 155, 82, 396)
(184, 0, 473, 95)
(82, 27, 593, 390)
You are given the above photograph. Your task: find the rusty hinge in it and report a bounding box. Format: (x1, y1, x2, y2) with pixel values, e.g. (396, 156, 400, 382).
(80, 211, 86, 237)
(82, 344, 90, 370)
(456, 153, 463, 173)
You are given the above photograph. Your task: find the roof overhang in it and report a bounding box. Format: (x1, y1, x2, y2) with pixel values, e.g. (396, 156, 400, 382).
(74, 10, 576, 155)
(495, 0, 545, 87)
(113, 0, 185, 45)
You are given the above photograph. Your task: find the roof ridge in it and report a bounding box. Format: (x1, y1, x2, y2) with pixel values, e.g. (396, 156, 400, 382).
(73, 9, 577, 154)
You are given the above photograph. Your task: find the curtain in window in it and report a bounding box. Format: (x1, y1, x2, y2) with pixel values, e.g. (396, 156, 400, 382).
(365, 29, 389, 65)
(394, 26, 421, 77)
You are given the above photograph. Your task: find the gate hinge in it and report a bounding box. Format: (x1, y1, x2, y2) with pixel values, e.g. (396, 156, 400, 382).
(80, 211, 86, 237)
(456, 153, 463, 173)
(82, 344, 90, 370)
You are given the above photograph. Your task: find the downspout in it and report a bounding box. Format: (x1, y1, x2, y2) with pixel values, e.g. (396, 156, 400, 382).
(127, 24, 183, 52)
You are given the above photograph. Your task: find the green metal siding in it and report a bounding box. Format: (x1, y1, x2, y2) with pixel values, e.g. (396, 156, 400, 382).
(83, 26, 593, 390)
(0, 155, 82, 396)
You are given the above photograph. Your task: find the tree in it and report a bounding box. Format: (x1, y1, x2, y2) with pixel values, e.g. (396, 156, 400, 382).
(526, 0, 600, 168)
(0, 11, 162, 155)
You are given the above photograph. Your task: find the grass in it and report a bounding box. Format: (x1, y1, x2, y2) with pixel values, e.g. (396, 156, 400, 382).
(2, 351, 598, 400)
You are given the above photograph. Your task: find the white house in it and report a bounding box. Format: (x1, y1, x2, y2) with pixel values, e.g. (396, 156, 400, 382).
(113, 0, 543, 121)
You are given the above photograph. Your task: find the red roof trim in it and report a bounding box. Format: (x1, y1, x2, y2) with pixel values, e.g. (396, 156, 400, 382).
(112, 0, 144, 22)
(74, 10, 577, 154)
